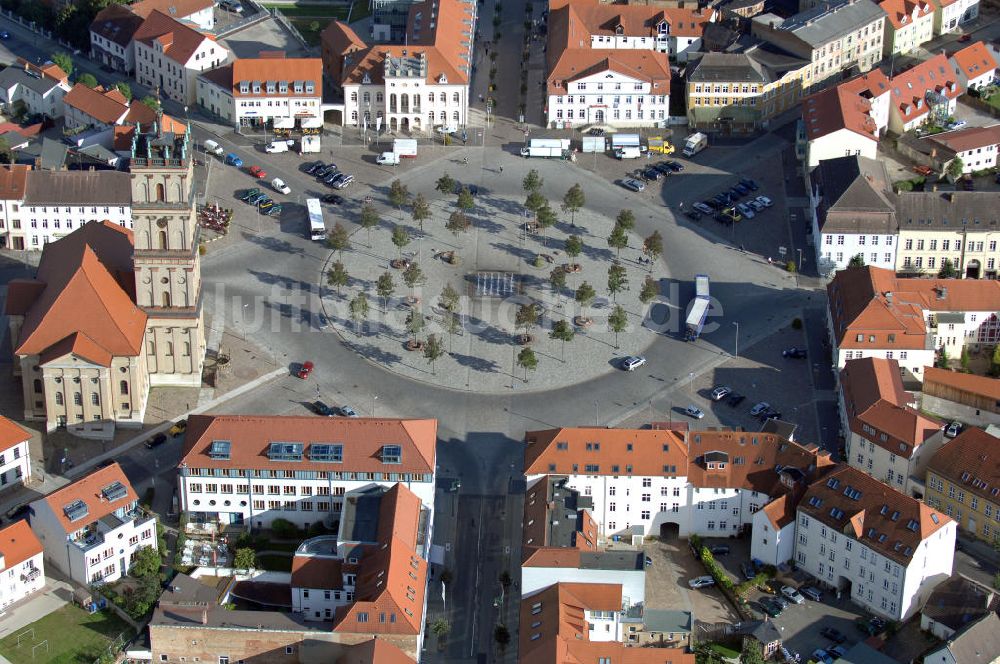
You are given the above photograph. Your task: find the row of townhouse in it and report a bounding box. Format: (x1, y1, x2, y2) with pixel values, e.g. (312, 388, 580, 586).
(801, 0, 980, 38)
(321, 0, 475, 133)
(177, 415, 436, 530)
(523, 426, 955, 622)
(810, 155, 1000, 276)
(827, 265, 1000, 381)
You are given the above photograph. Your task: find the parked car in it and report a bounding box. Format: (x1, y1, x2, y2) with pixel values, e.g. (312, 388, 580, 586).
(684, 210, 703, 221)
(727, 393, 745, 407)
(321, 194, 344, 205)
(684, 405, 705, 419)
(783, 347, 808, 358)
(741, 178, 759, 191)
(333, 174, 355, 189)
(247, 192, 268, 205)
(946, 421, 962, 438)
(750, 402, 771, 416)
(827, 645, 848, 659)
(721, 206, 742, 223)
(811, 649, 834, 664)
(688, 575, 715, 589)
(239, 188, 260, 202)
(733, 182, 750, 196)
(728, 186, 745, 200)
(306, 161, 326, 175)
(855, 616, 887, 636)
(665, 160, 684, 171)
(702, 199, 721, 211)
(760, 409, 782, 422)
(271, 178, 290, 195)
(781, 586, 805, 604)
(323, 171, 343, 184)
(264, 204, 283, 216)
(248, 165, 267, 179)
(711, 385, 731, 401)
(643, 167, 663, 181)
(741, 562, 755, 580)
(759, 597, 784, 617)
(265, 139, 295, 153)
(296, 361, 314, 379)
(959, 33, 972, 42)
(145, 433, 167, 449)
(316, 165, 338, 178)
(709, 544, 730, 555)
(749, 199, 765, 212)
(436, 124, 458, 135)
(820, 627, 846, 643)
(225, 153, 243, 168)
(313, 401, 335, 416)
(736, 202, 755, 219)
(338, 405, 360, 417)
(755, 195, 773, 207)
(169, 420, 187, 436)
(622, 355, 647, 371)
(621, 178, 646, 192)
(801, 586, 823, 602)
(693, 202, 714, 215)
(652, 163, 673, 175)
(202, 139, 223, 156)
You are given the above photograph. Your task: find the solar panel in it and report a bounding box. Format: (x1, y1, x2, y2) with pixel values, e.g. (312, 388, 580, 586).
(209, 440, 231, 460)
(64, 499, 89, 522)
(268, 442, 304, 462)
(309, 443, 343, 463)
(102, 481, 127, 502)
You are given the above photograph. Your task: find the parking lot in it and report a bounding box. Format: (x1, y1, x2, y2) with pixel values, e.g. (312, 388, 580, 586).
(642, 538, 738, 625)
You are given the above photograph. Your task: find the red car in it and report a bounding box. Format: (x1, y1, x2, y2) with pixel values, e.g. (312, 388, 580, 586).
(959, 34, 972, 42)
(249, 165, 267, 179)
(296, 361, 314, 379)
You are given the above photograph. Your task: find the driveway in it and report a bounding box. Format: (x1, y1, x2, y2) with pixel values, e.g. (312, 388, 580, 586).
(643, 539, 738, 625)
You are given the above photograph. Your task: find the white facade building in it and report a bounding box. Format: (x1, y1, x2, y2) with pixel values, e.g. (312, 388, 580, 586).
(0, 417, 31, 494)
(931, 0, 980, 34)
(547, 66, 671, 129)
(0, 520, 44, 610)
(197, 56, 323, 129)
(177, 415, 436, 530)
(793, 465, 955, 621)
(29, 463, 157, 586)
(0, 61, 71, 119)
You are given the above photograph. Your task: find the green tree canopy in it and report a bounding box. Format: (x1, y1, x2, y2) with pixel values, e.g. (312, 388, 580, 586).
(424, 334, 444, 374)
(77, 72, 99, 88)
(140, 95, 161, 111)
(561, 183, 585, 225)
(406, 308, 425, 342)
(564, 235, 583, 261)
(848, 253, 866, 267)
(640, 275, 659, 304)
(607, 224, 628, 257)
(359, 204, 380, 247)
(436, 173, 456, 194)
(946, 157, 965, 181)
(115, 81, 133, 101)
(515, 303, 539, 337)
(446, 210, 470, 237)
(233, 548, 256, 570)
(349, 293, 369, 330)
(456, 187, 475, 212)
(608, 262, 628, 301)
(608, 304, 627, 349)
(615, 209, 636, 232)
(549, 319, 575, 361)
(522, 168, 542, 193)
(327, 222, 350, 258)
(576, 281, 596, 311)
(410, 192, 431, 231)
(516, 347, 538, 381)
(388, 179, 410, 212)
(402, 262, 425, 291)
(391, 224, 410, 258)
(376, 271, 396, 308)
(326, 261, 349, 295)
(50, 52, 73, 77)
(440, 283, 460, 311)
(643, 230, 663, 267)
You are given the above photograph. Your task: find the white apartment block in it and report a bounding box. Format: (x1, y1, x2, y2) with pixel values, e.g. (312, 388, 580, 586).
(793, 465, 955, 621)
(0, 418, 31, 493)
(29, 463, 157, 586)
(548, 67, 671, 129)
(931, 0, 979, 34)
(950, 42, 999, 91)
(570, 1, 715, 63)
(0, 520, 44, 610)
(880, 0, 936, 57)
(177, 415, 436, 530)
(133, 10, 229, 106)
(0, 61, 72, 119)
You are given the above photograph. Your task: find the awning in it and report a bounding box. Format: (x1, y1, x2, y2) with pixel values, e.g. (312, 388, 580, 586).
(301, 117, 323, 129)
(272, 117, 295, 129)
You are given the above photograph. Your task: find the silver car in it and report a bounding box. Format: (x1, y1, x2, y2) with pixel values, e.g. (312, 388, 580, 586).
(688, 575, 715, 589)
(621, 178, 646, 192)
(622, 356, 647, 371)
(684, 405, 705, 419)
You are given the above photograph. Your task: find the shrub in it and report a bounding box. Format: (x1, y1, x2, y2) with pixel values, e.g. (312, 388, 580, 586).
(198, 244, 207, 255)
(791, 317, 803, 329)
(270, 518, 300, 540)
(894, 179, 914, 192)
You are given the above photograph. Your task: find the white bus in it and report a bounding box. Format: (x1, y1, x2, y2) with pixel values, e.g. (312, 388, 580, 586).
(306, 198, 326, 241)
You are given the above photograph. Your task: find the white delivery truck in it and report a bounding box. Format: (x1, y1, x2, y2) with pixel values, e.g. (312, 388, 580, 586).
(519, 138, 571, 159)
(682, 132, 708, 157)
(300, 135, 320, 153)
(615, 146, 642, 159)
(378, 138, 417, 164)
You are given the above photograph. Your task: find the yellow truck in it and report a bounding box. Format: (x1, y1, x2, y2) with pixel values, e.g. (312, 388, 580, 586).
(647, 136, 675, 155)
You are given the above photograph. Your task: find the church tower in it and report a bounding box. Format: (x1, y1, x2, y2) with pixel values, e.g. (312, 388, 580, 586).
(129, 116, 205, 387)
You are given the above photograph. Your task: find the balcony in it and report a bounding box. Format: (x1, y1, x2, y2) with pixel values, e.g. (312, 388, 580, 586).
(70, 505, 151, 551)
(20, 567, 40, 583)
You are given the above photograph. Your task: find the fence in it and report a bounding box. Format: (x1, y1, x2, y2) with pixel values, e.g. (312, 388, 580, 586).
(0, 8, 53, 40)
(269, 6, 309, 49)
(959, 94, 1000, 119)
(213, 0, 272, 39)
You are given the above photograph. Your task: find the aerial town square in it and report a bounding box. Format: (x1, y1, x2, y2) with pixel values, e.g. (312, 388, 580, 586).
(0, 0, 999, 661)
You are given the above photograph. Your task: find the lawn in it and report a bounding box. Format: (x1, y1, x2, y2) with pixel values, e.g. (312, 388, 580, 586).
(985, 92, 1000, 112)
(288, 17, 325, 46)
(0, 603, 134, 664)
(257, 554, 293, 572)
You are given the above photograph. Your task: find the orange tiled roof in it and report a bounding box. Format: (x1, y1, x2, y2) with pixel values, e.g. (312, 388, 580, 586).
(951, 41, 998, 80)
(128, 0, 214, 20)
(133, 10, 216, 65)
(0, 416, 30, 454)
(180, 415, 436, 475)
(0, 519, 42, 569)
(890, 54, 963, 123)
(928, 427, 1000, 506)
(63, 84, 129, 126)
(802, 70, 889, 141)
(8, 221, 146, 361)
(229, 58, 322, 98)
(923, 366, 1000, 401)
(335, 640, 416, 664)
(0, 164, 29, 201)
(878, 0, 934, 30)
(40, 462, 139, 534)
(15, 58, 69, 85)
(799, 464, 951, 564)
(525, 427, 688, 477)
(290, 554, 343, 590)
(548, 0, 713, 38)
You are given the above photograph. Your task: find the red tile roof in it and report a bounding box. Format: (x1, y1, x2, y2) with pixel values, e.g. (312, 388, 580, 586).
(802, 71, 889, 141)
(0, 164, 29, 201)
(841, 357, 942, 456)
(0, 417, 30, 455)
(133, 10, 216, 65)
(230, 58, 322, 98)
(128, 0, 214, 20)
(799, 464, 951, 565)
(180, 415, 436, 474)
(63, 84, 130, 126)
(950, 41, 998, 81)
(7, 221, 146, 361)
(928, 427, 1000, 506)
(15, 58, 69, 85)
(290, 554, 343, 590)
(890, 54, 963, 123)
(39, 462, 139, 534)
(924, 124, 1000, 154)
(923, 366, 1000, 401)
(335, 640, 416, 664)
(0, 519, 42, 570)
(878, 0, 934, 30)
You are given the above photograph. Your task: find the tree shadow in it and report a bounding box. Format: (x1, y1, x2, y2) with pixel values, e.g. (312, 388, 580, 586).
(449, 352, 501, 373)
(243, 234, 306, 256)
(490, 241, 537, 263)
(249, 270, 321, 296)
(345, 340, 403, 366)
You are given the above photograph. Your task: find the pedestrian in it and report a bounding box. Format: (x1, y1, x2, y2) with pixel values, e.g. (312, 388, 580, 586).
(499, 164, 504, 174)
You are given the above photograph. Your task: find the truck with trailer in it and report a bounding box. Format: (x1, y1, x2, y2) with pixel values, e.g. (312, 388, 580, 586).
(682, 132, 708, 157)
(685, 274, 711, 341)
(519, 138, 571, 159)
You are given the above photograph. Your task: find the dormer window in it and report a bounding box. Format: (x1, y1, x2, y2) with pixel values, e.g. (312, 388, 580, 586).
(266, 81, 276, 94)
(239, 82, 249, 94)
(305, 81, 314, 94)
(279, 81, 288, 93)
(293, 82, 303, 93)
(252, 81, 261, 94)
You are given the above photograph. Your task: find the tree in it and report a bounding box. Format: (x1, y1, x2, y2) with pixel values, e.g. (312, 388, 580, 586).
(946, 157, 965, 181)
(522, 168, 543, 194)
(549, 266, 567, 297)
(524, 191, 546, 219)
(440, 283, 460, 311)
(410, 193, 431, 231)
(456, 187, 475, 212)
(445, 309, 462, 352)
(517, 347, 538, 381)
(446, 210, 470, 238)
(615, 209, 636, 232)
(376, 271, 396, 310)
(939, 257, 959, 278)
(961, 345, 971, 371)
(424, 334, 444, 374)
(561, 183, 585, 226)
(549, 319, 575, 361)
(937, 345, 950, 368)
(643, 230, 663, 270)
(130, 545, 161, 579)
(402, 262, 425, 297)
(607, 224, 628, 258)
(77, 73, 98, 88)
(431, 618, 451, 637)
(326, 261, 349, 295)
(388, 179, 410, 215)
(515, 303, 539, 339)
(436, 173, 456, 195)
(406, 308, 425, 343)
(565, 235, 583, 263)
(609, 304, 628, 349)
(308, 20, 320, 32)
(848, 253, 866, 267)
(576, 281, 596, 307)
(327, 222, 350, 259)
(0, 137, 12, 165)
(992, 344, 1000, 377)
(233, 548, 256, 571)
(535, 205, 557, 245)
(640, 275, 659, 304)
(608, 262, 628, 301)
(391, 224, 410, 259)
(360, 203, 379, 247)
(50, 52, 73, 77)
(740, 640, 767, 664)
(140, 95, 161, 112)
(349, 293, 369, 332)
(115, 81, 133, 101)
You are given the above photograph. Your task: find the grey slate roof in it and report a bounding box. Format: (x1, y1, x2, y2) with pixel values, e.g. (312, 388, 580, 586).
(748, 618, 782, 645)
(813, 155, 897, 234)
(921, 575, 996, 633)
(23, 170, 131, 205)
(0, 68, 63, 97)
(579, 550, 644, 570)
(643, 609, 692, 633)
(927, 612, 1000, 664)
(834, 642, 899, 664)
(768, 0, 885, 49)
(14, 138, 69, 171)
(897, 192, 1000, 231)
(688, 52, 766, 83)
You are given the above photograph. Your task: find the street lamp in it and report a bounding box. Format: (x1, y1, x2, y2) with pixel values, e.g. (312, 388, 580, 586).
(593, 401, 600, 427)
(733, 321, 739, 359)
(241, 303, 249, 340)
(371, 394, 378, 417)
(688, 372, 694, 397)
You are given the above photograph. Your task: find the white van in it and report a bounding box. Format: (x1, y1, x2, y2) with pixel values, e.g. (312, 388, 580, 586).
(615, 146, 642, 159)
(202, 139, 223, 156)
(376, 152, 400, 165)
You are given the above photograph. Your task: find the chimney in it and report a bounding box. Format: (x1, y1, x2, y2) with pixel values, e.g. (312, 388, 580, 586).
(885, 291, 893, 303)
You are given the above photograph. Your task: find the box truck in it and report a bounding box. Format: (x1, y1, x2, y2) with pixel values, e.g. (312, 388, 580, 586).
(682, 132, 708, 157)
(377, 138, 417, 165)
(647, 136, 675, 154)
(519, 138, 571, 158)
(685, 274, 711, 341)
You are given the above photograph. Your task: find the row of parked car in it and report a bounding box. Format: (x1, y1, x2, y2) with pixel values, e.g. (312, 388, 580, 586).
(305, 161, 354, 189)
(686, 178, 773, 224)
(620, 159, 686, 192)
(238, 188, 282, 216)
